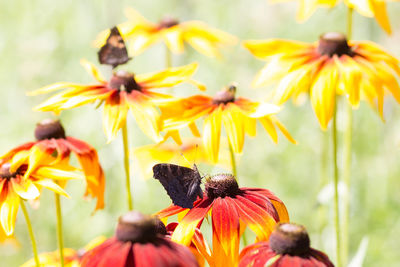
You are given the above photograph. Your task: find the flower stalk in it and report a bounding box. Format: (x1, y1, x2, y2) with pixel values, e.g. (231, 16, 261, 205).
(122, 123, 133, 210)
(165, 45, 172, 68)
(332, 96, 342, 267)
(20, 199, 40, 267)
(228, 142, 237, 179)
(55, 193, 65, 267)
(343, 7, 354, 266)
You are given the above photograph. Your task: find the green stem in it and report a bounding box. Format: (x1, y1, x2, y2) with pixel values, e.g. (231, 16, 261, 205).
(343, 7, 354, 266)
(228, 143, 237, 178)
(347, 8, 353, 39)
(55, 193, 65, 267)
(165, 45, 172, 68)
(332, 97, 342, 267)
(122, 123, 133, 210)
(20, 199, 40, 267)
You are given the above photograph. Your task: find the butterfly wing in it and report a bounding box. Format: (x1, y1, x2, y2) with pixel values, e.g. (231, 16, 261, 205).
(153, 163, 203, 209)
(97, 26, 131, 68)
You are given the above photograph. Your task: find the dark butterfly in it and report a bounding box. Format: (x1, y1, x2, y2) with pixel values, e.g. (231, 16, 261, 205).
(153, 163, 203, 209)
(97, 26, 131, 68)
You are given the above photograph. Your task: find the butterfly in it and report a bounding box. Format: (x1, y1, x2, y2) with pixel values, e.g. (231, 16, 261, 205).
(98, 26, 131, 68)
(153, 163, 203, 209)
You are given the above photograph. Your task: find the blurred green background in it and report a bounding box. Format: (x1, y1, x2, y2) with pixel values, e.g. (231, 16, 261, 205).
(1, 0, 400, 266)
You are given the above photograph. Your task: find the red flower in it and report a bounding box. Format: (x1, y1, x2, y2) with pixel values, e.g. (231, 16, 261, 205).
(157, 174, 289, 266)
(2, 120, 105, 211)
(81, 211, 199, 267)
(239, 223, 334, 267)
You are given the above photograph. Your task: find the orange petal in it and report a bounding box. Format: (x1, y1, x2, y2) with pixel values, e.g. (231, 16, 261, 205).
(64, 137, 105, 211)
(0, 186, 20, 236)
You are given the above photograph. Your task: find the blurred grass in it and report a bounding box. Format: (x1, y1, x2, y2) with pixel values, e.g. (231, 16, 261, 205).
(1, 0, 400, 266)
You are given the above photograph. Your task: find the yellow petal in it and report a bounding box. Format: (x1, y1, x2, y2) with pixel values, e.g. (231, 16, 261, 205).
(371, 0, 391, 34)
(162, 27, 184, 54)
(297, 0, 319, 21)
(259, 117, 278, 143)
(243, 39, 308, 59)
(335, 56, 361, 107)
(102, 92, 129, 143)
(222, 105, 245, 154)
(28, 83, 82, 96)
(310, 62, 338, 130)
(33, 166, 84, 181)
(345, 0, 374, 17)
(80, 59, 106, 83)
(203, 107, 222, 163)
(34, 179, 70, 198)
(271, 117, 297, 144)
(136, 63, 198, 89)
(127, 93, 162, 143)
(11, 179, 40, 200)
(9, 150, 30, 173)
(127, 32, 161, 56)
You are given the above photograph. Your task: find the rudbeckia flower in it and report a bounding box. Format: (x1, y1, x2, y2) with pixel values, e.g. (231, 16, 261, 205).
(165, 222, 206, 267)
(161, 84, 296, 162)
(0, 146, 82, 236)
(6, 119, 105, 211)
(29, 60, 202, 142)
(94, 7, 237, 58)
(157, 173, 289, 266)
(21, 236, 107, 267)
(270, 0, 396, 34)
(244, 32, 400, 129)
(81, 211, 199, 267)
(133, 137, 230, 178)
(239, 223, 334, 267)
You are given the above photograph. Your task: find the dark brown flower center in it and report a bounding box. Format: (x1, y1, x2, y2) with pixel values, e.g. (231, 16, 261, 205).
(269, 223, 310, 256)
(158, 17, 179, 29)
(109, 71, 141, 93)
(212, 85, 236, 105)
(0, 163, 17, 180)
(115, 211, 165, 243)
(205, 174, 240, 199)
(35, 119, 66, 141)
(317, 32, 352, 57)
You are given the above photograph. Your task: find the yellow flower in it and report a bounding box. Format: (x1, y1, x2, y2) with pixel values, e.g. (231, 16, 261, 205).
(0, 146, 82, 236)
(29, 60, 203, 142)
(161, 84, 296, 162)
(270, 0, 397, 34)
(94, 7, 237, 58)
(244, 32, 400, 129)
(20, 236, 106, 267)
(133, 137, 230, 178)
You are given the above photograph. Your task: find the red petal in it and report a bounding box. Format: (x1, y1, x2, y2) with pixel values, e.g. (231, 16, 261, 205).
(211, 197, 240, 266)
(64, 137, 105, 211)
(171, 198, 213, 245)
(233, 195, 277, 241)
